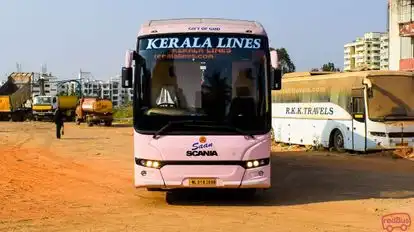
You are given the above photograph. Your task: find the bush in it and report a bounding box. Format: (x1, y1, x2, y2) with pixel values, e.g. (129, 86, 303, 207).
(113, 104, 133, 119)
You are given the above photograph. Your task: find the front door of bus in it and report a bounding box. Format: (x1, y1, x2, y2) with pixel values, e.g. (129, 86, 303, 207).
(350, 89, 366, 151)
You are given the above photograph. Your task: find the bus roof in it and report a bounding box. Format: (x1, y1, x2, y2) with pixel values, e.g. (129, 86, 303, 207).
(282, 71, 339, 78)
(282, 70, 414, 82)
(138, 18, 267, 37)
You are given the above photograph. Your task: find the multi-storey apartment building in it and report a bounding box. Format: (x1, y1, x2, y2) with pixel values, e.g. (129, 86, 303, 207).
(31, 72, 59, 97)
(344, 32, 389, 71)
(1, 71, 130, 107)
(380, 33, 390, 70)
(388, 0, 414, 71)
(63, 75, 129, 107)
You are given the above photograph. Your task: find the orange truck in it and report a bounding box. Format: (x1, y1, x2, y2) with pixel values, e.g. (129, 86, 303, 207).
(75, 97, 113, 126)
(0, 72, 33, 121)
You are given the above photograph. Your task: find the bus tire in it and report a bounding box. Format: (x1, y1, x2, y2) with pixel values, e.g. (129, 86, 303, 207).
(332, 129, 344, 151)
(165, 191, 176, 204)
(237, 189, 257, 200)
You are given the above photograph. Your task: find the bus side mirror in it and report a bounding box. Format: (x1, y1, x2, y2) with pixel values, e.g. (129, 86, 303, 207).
(270, 50, 282, 90)
(367, 88, 373, 98)
(122, 50, 134, 88)
(362, 78, 373, 98)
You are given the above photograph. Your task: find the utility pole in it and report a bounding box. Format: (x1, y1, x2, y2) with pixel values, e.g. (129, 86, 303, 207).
(16, 63, 22, 72)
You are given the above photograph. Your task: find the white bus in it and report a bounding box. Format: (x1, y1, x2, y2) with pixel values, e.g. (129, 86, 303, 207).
(271, 70, 414, 152)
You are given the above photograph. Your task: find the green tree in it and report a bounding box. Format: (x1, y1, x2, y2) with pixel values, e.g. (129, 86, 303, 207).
(57, 91, 68, 96)
(321, 62, 341, 72)
(69, 88, 76, 96)
(270, 47, 296, 74)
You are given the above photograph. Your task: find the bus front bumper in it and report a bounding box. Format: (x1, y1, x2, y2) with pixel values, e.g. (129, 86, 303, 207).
(372, 137, 414, 150)
(134, 163, 271, 189)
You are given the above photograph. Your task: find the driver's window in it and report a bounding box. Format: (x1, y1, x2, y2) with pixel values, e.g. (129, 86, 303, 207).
(174, 61, 201, 109)
(232, 61, 256, 99)
(151, 61, 177, 107)
(352, 97, 365, 114)
(350, 88, 365, 114)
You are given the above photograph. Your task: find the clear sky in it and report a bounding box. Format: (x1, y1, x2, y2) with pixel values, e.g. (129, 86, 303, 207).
(0, 0, 387, 80)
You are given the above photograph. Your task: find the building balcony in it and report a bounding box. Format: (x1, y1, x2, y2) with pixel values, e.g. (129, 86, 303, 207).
(399, 22, 414, 36)
(400, 58, 414, 71)
(356, 47, 365, 52)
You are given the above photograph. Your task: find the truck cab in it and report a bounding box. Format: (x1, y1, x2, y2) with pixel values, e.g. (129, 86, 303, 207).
(32, 95, 57, 120)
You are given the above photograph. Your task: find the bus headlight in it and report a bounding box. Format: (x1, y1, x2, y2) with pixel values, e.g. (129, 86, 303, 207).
(244, 158, 270, 169)
(370, 131, 386, 137)
(136, 158, 162, 169)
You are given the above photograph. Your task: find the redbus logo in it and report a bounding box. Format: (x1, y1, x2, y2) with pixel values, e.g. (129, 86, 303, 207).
(382, 213, 411, 232)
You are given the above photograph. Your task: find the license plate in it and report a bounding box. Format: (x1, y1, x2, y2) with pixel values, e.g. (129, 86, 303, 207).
(188, 178, 217, 187)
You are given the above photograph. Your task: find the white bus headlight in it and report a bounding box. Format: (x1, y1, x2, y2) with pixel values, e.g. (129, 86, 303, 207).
(136, 158, 163, 169)
(244, 158, 270, 169)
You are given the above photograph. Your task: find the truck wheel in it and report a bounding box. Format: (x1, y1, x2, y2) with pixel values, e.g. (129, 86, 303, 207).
(75, 116, 81, 125)
(104, 121, 112, 126)
(11, 114, 19, 122)
(87, 120, 93, 127)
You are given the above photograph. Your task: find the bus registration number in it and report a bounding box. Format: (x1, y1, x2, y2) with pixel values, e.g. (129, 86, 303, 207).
(189, 178, 217, 186)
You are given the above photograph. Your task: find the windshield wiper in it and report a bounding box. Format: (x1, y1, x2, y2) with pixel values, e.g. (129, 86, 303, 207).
(152, 119, 214, 139)
(183, 124, 255, 139)
(382, 113, 410, 121)
(152, 120, 255, 139)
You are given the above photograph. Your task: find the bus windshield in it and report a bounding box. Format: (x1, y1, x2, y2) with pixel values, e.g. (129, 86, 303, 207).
(134, 33, 270, 135)
(368, 75, 414, 121)
(33, 96, 52, 105)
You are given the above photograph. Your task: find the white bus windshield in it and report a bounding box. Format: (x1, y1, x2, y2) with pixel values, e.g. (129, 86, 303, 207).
(368, 75, 414, 121)
(134, 33, 271, 134)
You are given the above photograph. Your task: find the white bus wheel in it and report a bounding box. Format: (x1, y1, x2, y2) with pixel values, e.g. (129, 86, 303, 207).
(333, 130, 344, 150)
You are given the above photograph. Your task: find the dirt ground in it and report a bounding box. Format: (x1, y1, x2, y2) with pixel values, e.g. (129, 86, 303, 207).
(0, 121, 413, 232)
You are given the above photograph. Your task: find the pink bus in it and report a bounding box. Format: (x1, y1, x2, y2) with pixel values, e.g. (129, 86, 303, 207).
(120, 18, 282, 203)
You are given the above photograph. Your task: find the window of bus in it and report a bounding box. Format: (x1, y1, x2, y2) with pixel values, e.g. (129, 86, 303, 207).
(134, 34, 271, 134)
(272, 82, 352, 114)
(367, 75, 414, 121)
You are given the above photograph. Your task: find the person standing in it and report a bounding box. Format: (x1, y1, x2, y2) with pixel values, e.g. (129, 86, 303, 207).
(53, 109, 64, 139)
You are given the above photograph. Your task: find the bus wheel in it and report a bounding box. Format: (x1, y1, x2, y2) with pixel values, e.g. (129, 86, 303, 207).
(165, 191, 177, 204)
(333, 130, 344, 151)
(241, 189, 257, 199)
